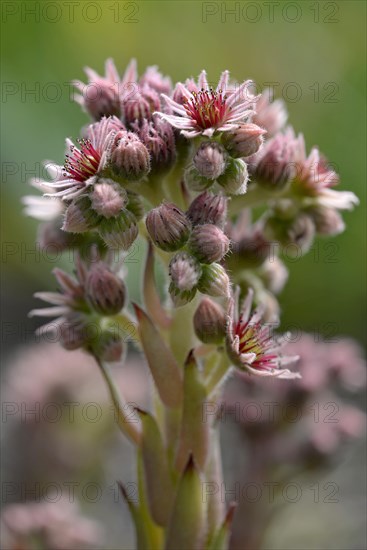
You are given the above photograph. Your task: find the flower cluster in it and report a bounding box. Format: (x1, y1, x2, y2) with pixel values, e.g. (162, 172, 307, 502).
(30, 250, 126, 361)
(23, 58, 362, 549)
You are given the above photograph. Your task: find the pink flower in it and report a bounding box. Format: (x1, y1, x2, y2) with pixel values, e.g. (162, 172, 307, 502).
(252, 88, 288, 137)
(157, 70, 258, 138)
(226, 288, 300, 379)
(293, 134, 359, 210)
(44, 116, 123, 200)
(73, 57, 137, 120)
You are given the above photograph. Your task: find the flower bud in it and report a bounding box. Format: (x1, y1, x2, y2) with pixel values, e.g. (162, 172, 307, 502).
(62, 196, 100, 233)
(198, 263, 231, 298)
(37, 219, 74, 252)
(82, 81, 121, 120)
(90, 181, 127, 218)
(92, 328, 124, 362)
(169, 252, 202, 291)
(140, 66, 172, 95)
(252, 88, 288, 137)
(133, 116, 176, 172)
(188, 224, 230, 264)
(227, 231, 270, 270)
(307, 206, 345, 236)
(59, 314, 92, 351)
(223, 123, 266, 158)
(126, 190, 145, 221)
(110, 130, 150, 181)
(169, 252, 202, 307)
(217, 158, 249, 195)
(86, 264, 126, 315)
(193, 142, 227, 179)
(184, 164, 213, 192)
(193, 298, 226, 344)
(99, 208, 138, 249)
(169, 282, 197, 307)
(124, 87, 160, 126)
(254, 132, 296, 189)
(146, 202, 191, 252)
(264, 213, 316, 257)
(186, 191, 228, 229)
(259, 257, 288, 294)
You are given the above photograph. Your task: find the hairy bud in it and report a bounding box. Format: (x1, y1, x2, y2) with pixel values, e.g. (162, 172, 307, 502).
(38, 219, 74, 252)
(223, 123, 266, 158)
(92, 328, 124, 362)
(110, 130, 150, 181)
(193, 141, 227, 179)
(307, 205, 345, 236)
(254, 132, 297, 189)
(146, 202, 191, 252)
(126, 190, 145, 221)
(62, 196, 100, 233)
(86, 264, 126, 315)
(184, 164, 213, 192)
(90, 181, 127, 218)
(217, 158, 249, 195)
(124, 87, 161, 126)
(169, 252, 202, 307)
(169, 252, 202, 291)
(99, 209, 138, 249)
(193, 297, 226, 344)
(227, 231, 270, 270)
(81, 81, 121, 121)
(59, 314, 92, 351)
(264, 212, 316, 257)
(259, 257, 289, 294)
(186, 191, 228, 229)
(198, 263, 231, 298)
(188, 224, 230, 264)
(133, 116, 176, 172)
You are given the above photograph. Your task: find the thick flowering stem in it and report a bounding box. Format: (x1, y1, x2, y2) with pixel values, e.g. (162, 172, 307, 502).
(94, 357, 142, 445)
(206, 353, 232, 397)
(229, 183, 286, 216)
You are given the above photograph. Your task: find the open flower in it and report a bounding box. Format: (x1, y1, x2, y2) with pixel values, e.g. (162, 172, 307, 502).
(23, 162, 65, 221)
(44, 117, 123, 200)
(226, 288, 300, 379)
(293, 133, 359, 210)
(157, 70, 257, 138)
(73, 57, 137, 120)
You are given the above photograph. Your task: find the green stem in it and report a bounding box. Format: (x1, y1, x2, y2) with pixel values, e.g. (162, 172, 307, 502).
(164, 146, 191, 210)
(228, 184, 287, 216)
(206, 353, 232, 397)
(94, 356, 141, 445)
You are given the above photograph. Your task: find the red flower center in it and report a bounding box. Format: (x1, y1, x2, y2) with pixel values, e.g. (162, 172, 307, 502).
(64, 139, 101, 182)
(234, 316, 277, 370)
(183, 89, 228, 130)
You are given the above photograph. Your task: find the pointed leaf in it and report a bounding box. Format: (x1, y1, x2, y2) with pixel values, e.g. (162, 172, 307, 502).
(133, 304, 183, 407)
(175, 350, 209, 472)
(164, 456, 206, 550)
(118, 482, 152, 550)
(137, 408, 174, 527)
(208, 503, 237, 550)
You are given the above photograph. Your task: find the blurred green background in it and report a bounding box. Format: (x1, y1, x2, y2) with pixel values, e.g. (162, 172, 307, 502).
(1, 2, 366, 549)
(2, 0, 366, 356)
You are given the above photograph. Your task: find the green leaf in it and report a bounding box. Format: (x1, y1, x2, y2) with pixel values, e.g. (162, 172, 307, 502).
(208, 503, 237, 550)
(133, 304, 183, 407)
(164, 456, 206, 550)
(137, 408, 174, 527)
(175, 350, 209, 472)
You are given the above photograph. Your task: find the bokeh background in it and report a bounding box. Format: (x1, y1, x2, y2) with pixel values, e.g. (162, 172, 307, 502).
(1, 1, 366, 549)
